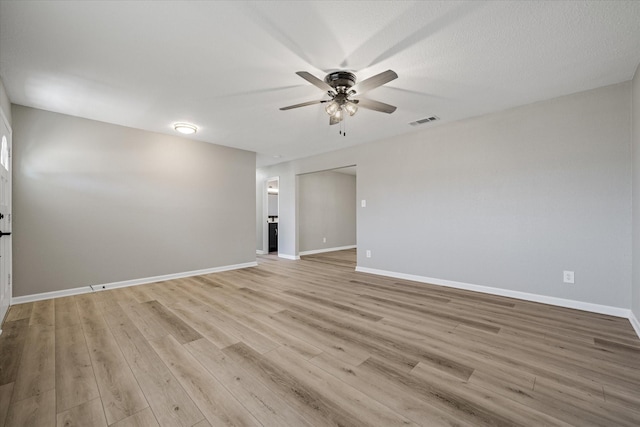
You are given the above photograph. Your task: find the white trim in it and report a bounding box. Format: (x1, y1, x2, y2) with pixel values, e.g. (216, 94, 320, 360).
(264, 176, 279, 257)
(278, 254, 300, 260)
(12, 285, 92, 304)
(11, 261, 257, 304)
(355, 266, 630, 318)
(630, 311, 640, 339)
(299, 245, 357, 256)
(0, 103, 11, 333)
(256, 249, 266, 255)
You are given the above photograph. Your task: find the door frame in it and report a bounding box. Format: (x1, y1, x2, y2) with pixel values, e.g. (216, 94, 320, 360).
(0, 105, 12, 330)
(263, 176, 279, 254)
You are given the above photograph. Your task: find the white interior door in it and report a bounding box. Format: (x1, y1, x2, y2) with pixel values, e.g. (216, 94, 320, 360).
(0, 111, 12, 325)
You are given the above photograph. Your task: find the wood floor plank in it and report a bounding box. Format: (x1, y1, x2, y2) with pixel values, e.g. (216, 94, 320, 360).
(4, 303, 33, 322)
(359, 293, 501, 333)
(410, 361, 573, 426)
(0, 319, 29, 386)
(189, 278, 284, 314)
(594, 336, 640, 353)
(186, 338, 313, 427)
(75, 294, 109, 334)
(283, 289, 383, 321)
(228, 310, 323, 360)
(223, 341, 412, 427)
(55, 324, 100, 412)
(256, 310, 371, 366)
(117, 300, 170, 341)
(497, 323, 640, 370)
(530, 375, 640, 426)
(176, 280, 322, 359)
(601, 383, 640, 416)
(309, 351, 471, 426)
(276, 308, 419, 372)
(264, 345, 417, 426)
(169, 304, 240, 349)
(55, 296, 80, 330)
(29, 299, 55, 327)
(56, 397, 107, 427)
(0, 382, 13, 427)
(150, 334, 261, 426)
(451, 322, 640, 396)
(362, 357, 566, 427)
(103, 306, 204, 427)
(277, 307, 478, 380)
(81, 307, 148, 425)
(125, 285, 156, 304)
(139, 301, 202, 344)
(4, 387, 55, 427)
(188, 303, 278, 354)
(12, 324, 55, 402)
(110, 408, 159, 427)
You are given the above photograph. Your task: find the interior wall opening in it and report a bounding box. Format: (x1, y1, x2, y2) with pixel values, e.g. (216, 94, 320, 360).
(266, 177, 279, 254)
(297, 165, 357, 259)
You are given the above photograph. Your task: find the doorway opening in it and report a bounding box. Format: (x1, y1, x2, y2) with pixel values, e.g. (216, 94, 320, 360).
(297, 165, 356, 261)
(266, 177, 279, 254)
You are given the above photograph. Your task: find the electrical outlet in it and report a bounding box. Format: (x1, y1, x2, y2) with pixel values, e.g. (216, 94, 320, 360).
(366, 250, 371, 258)
(361, 199, 366, 208)
(563, 271, 574, 284)
(323, 237, 326, 243)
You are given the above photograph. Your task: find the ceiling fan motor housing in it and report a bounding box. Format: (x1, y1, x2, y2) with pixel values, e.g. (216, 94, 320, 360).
(324, 71, 357, 92)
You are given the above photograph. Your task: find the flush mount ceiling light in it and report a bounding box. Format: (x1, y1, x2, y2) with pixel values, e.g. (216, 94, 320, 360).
(174, 122, 198, 135)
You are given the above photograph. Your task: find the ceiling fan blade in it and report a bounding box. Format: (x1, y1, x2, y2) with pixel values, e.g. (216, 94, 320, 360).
(329, 115, 340, 125)
(352, 70, 398, 95)
(279, 99, 327, 111)
(355, 98, 397, 114)
(296, 71, 334, 93)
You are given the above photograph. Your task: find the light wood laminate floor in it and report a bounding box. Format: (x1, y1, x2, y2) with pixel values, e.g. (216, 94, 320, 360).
(1, 249, 639, 426)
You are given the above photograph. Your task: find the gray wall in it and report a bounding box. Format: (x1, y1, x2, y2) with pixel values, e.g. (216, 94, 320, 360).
(299, 170, 356, 253)
(256, 170, 265, 252)
(633, 63, 640, 320)
(258, 82, 632, 309)
(13, 106, 256, 297)
(268, 194, 278, 217)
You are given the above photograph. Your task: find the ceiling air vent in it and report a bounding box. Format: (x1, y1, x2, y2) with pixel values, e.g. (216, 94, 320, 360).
(409, 116, 439, 126)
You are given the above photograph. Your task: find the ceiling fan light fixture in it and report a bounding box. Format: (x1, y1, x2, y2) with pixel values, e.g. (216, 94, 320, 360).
(281, 69, 398, 129)
(174, 122, 198, 135)
(325, 101, 339, 116)
(344, 102, 358, 116)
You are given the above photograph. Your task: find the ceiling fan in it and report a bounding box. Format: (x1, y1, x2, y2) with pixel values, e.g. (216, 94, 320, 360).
(280, 70, 398, 125)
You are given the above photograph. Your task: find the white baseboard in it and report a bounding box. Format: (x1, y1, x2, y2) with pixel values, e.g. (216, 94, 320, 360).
(630, 310, 640, 339)
(11, 261, 258, 305)
(278, 254, 300, 260)
(12, 285, 93, 305)
(256, 249, 266, 255)
(299, 245, 357, 256)
(355, 266, 631, 319)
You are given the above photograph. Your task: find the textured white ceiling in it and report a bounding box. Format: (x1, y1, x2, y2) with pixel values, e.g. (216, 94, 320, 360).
(2, 1, 640, 167)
